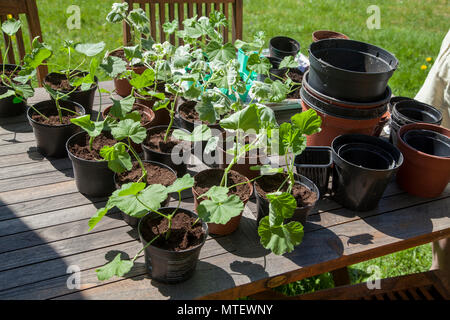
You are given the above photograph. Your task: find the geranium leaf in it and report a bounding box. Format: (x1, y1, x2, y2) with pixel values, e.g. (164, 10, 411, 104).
(267, 192, 297, 222)
(1, 18, 21, 36)
(110, 118, 146, 144)
(70, 115, 104, 138)
(110, 95, 135, 119)
(75, 42, 105, 57)
(205, 41, 236, 63)
(279, 56, 298, 69)
(172, 124, 211, 142)
(100, 55, 127, 78)
(129, 69, 155, 89)
(165, 174, 195, 194)
(291, 109, 322, 136)
(197, 194, 243, 225)
(100, 144, 132, 173)
(96, 253, 133, 281)
(258, 217, 304, 255)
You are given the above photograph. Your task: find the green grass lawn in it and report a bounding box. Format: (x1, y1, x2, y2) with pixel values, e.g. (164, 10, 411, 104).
(26, 0, 447, 296)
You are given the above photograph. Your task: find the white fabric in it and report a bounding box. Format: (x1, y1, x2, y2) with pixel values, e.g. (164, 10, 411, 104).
(415, 29, 450, 129)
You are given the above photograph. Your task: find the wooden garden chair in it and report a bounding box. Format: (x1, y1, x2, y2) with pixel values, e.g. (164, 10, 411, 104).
(0, 0, 48, 86)
(122, 0, 243, 46)
(249, 270, 450, 300)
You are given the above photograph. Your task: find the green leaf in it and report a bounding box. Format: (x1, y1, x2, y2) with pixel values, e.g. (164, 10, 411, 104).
(127, 8, 150, 35)
(109, 183, 168, 217)
(204, 136, 219, 154)
(183, 84, 201, 100)
(195, 97, 217, 124)
(279, 56, 298, 69)
(163, 20, 178, 34)
(219, 103, 260, 132)
(106, 2, 128, 23)
(277, 122, 305, 156)
(258, 217, 304, 255)
(123, 45, 142, 62)
(96, 253, 133, 281)
(75, 42, 106, 57)
(124, 110, 141, 123)
(1, 18, 21, 36)
(199, 186, 229, 203)
(0, 90, 16, 99)
(110, 95, 135, 119)
(110, 118, 147, 144)
(100, 144, 132, 173)
(9, 83, 34, 99)
(88, 206, 110, 231)
(205, 41, 236, 63)
(250, 165, 284, 175)
(100, 55, 128, 78)
(291, 109, 322, 136)
(197, 194, 244, 225)
(129, 69, 155, 89)
(247, 54, 272, 74)
(172, 124, 211, 142)
(22, 37, 52, 70)
(267, 192, 297, 223)
(70, 115, 104, 138)
(165, 174, 195, 194)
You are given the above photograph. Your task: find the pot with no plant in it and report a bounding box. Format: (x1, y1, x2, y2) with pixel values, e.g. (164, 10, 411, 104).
(254, 109, 322, 225)
(44, 40, 105, 113)
(89, 174, 208, 284)
(0, 19, 51, 117)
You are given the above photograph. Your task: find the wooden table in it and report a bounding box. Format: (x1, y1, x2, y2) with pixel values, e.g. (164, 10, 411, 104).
(0, 81, 449, 300)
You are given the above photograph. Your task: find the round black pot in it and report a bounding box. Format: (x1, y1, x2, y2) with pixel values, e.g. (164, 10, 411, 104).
(402, 129, 450, 158)
(294, 146, 333, 197)
(66, 131, 116, 197)
(141, 125, 194, 177)
(114, 160, 177, 227)
(28, 100, 85, 158)
(257, 56, 287, 82)
(388, 96, 413, 113)
(308, 39, 398, 102)
(0, 64, 27, 117)
(331, 134, 403, 212)
(269, 36, 300, 60)
(390, 99, 442, 145)
(138, 207, 208, 284)
(255, 174, 320, 225)
(44, 71, 98, 114)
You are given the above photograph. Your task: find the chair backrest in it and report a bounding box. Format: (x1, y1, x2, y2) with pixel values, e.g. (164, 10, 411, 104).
(0, 0, 47, 86)
(123, 0, 243, 46)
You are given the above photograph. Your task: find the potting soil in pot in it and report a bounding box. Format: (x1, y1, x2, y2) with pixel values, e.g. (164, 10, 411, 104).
(255, 173, 318, 207)
(32, 111, 79, 126)
(116, 162, 177, 186)
(193, 170, 251, 202)
(144, 128, 191, 153)
(45, 72, 94, 92)
(140, 212, 205, 251)
(68, 133, 118, 160)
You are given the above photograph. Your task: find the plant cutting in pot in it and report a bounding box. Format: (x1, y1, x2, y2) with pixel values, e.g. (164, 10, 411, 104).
(192, 103, 279, 235)
(43, 40, 105, 113)
(89, 174, 207, 283)
(103, 2, 157, 97)
(254, 109, 322, 225)
(0, 19, 51, 117)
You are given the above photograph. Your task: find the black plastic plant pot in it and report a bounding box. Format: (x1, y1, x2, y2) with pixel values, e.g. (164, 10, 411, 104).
(28, 100, 85, 158)
(141, 126, 194, 177)
(388, 96, 413, 112)
(254, 174, 320, 225)
(114, 160, 176, 227)
(257, 56, 287, 82)
(138, 207, 208, 284)
(390, 99, 442, 145)
(269, 36, 300, 60)
(402, 129, 450, 158)
(44, 72, 98, 114)
(294, 147, 333, 197)
(0, 64, 27, 117)
(66, 131, 116, 197)
(331, 134, 403, 212)
(308, 39, 398, 102)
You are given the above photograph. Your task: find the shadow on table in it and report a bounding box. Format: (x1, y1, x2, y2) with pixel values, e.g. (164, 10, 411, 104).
(150, 261, 236, 299)
(0, 199, 70, 298)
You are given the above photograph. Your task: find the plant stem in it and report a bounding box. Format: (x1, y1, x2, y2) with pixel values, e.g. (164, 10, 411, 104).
(131, 234, 160, 263)
(163, 84, 180, 143)
(135, 196, 169, 220)
(126, 138, 147, 182)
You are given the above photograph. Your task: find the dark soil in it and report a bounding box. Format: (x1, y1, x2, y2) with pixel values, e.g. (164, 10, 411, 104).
(140, 211, 205, 251)
(255, 173, 317, 207)
(179, 100, 219, 126)
(286, 69, 303, 99)
(193, 169, 251, 202)
(116, 161, 177, 187)
(31, 107, 80, 125)
(144, 127, 191, 153)
(0, 68, 20, 86)
(69, 132, 118, 160)
(44, 72, 94, 92)
(105, 104, 153, 126)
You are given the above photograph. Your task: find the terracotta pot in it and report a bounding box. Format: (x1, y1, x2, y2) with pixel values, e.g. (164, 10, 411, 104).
(134, 90, 172, 126)
(301, 86, 388, 146)
(102, 103, 155, 129)
(312, 30, 349, 42)
(109, 49, 147, 97)
(192, 168, 253, 235)
(218, 145, 268, 179)
(396, 123, 450, 198)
